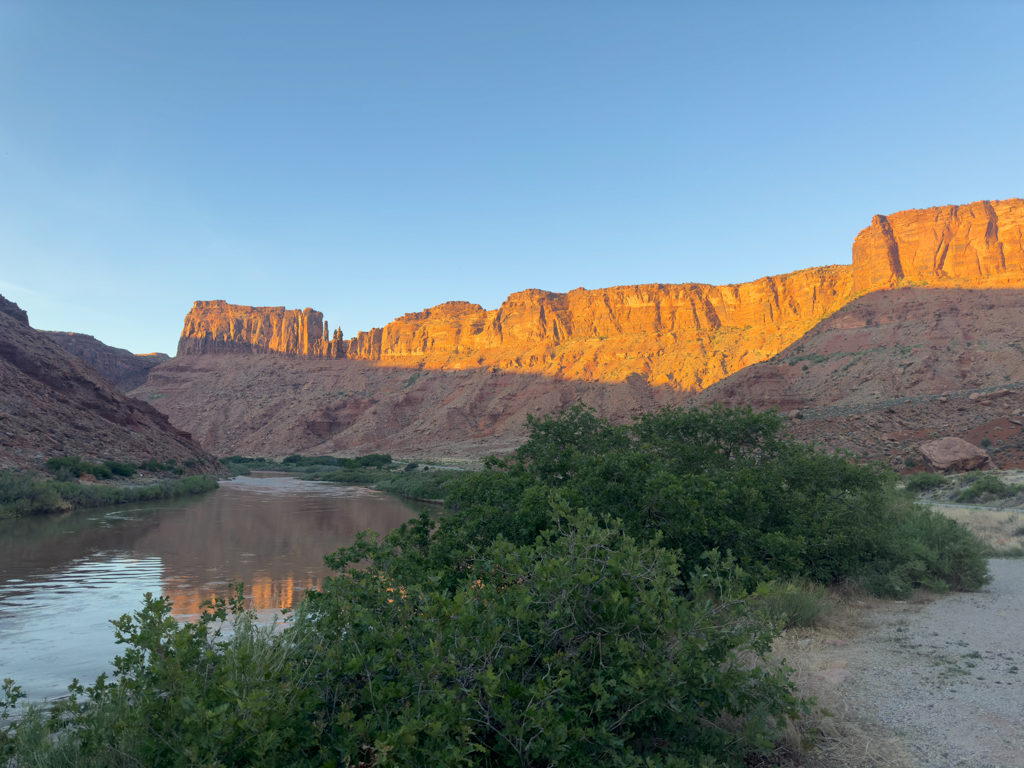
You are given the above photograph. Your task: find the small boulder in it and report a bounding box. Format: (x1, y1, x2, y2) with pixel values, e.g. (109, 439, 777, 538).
(980, 399, 993, 406)
(990, 389, 1012, 399)
(919, 437, 996, 473)
(938, 397, 948, 404)
(788, 409, 803, 420)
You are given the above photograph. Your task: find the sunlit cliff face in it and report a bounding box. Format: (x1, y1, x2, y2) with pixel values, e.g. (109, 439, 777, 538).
(175, 199, 1024, 396)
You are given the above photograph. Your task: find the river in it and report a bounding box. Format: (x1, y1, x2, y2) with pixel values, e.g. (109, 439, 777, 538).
(0, 473, 420, 702)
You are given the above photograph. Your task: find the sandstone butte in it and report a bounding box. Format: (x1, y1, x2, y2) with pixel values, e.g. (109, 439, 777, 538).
(175, 198, 1024, 396)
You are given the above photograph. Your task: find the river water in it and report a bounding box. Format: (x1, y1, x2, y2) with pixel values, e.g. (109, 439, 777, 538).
(0, 473, 420, 702)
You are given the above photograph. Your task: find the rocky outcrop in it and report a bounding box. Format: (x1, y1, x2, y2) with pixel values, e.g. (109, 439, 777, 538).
(852, 199, 1024, 293)
(0, 295, 218, 472)
(919, 437, 995, 473)
(177, 301, 345, 358)
(41, 332, 170, 392)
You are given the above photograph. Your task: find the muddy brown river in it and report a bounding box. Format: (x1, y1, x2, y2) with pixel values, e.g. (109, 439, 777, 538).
(0, 473, 419, 701)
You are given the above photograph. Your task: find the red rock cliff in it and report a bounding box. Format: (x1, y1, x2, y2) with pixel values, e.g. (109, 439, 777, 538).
(177, 300, 345, 358)
(173, 199, 1024, 394)
(345, 267, 855, 390)
(852, 198, 1024, 293)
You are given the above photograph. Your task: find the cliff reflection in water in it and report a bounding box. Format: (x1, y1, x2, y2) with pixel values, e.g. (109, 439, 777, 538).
(147, 473, 421, 620)
(0, 472, 420, 701)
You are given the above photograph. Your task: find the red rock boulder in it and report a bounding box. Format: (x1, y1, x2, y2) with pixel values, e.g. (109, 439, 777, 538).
(919, 437, 995, 474)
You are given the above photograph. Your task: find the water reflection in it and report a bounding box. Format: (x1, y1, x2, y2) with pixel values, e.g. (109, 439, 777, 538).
(0, 473, 419, 701)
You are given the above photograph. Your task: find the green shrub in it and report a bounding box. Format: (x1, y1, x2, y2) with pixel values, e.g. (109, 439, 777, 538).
(44, 456, 87, 475)
(139, 459, 167, 472)
(905, 472, 947, 492)
(955, 474, 1023, 503)
(436, 404, 896, 591)
(858, 496, 991, 598)
(374, 469, 461, 501)
(102, 461, 137, 477)
(309, 509, 810, 766)
(1, 515, 810, 767)
(980, 437, 993, 448)
(404, 462, 419, 471)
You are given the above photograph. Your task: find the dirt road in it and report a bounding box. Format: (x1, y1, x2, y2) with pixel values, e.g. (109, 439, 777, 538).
(811, 559, 1024, 767)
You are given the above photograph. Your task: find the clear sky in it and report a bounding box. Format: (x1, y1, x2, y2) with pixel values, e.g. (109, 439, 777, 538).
(2, 1, 1022, 355)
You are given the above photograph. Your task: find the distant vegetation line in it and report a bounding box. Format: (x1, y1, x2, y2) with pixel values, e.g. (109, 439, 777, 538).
(0, 472, 218, 519)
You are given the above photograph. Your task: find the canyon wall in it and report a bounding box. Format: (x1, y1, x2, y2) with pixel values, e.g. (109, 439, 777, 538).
(42, 332, 170, 392)
(0, 295, 218, 472)
(178, 268, 856, 393)
(177, 300, 345, 358)
(344, 269, 855, 390)
(852, 198, 1024, 293)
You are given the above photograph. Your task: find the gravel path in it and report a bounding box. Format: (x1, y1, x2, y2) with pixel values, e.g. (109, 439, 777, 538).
(835, 559, 1024, 767)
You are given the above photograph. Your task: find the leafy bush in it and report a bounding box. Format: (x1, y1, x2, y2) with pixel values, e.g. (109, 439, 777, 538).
(305, 467, 383, 484)
(139, 459, 168, 472)
(857, 494, 992, 598)
(43, 456, 118, 479)
(103, 460, 137, 477)
(432, 404, 893, 591)
(307, 508, 808, 767)
(904, 472, 947, 493)
(1, 513, 811, 767)
(427, 404, 990, 598)
(404, 462, 419, 471)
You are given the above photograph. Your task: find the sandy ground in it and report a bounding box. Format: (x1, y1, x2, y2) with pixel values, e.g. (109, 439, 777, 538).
(788, 560, 1024, 767)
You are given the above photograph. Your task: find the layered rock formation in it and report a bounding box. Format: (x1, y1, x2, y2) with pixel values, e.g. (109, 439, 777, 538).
(178, 268, 855, 393)
(177, 300, 344, 358)
(852, 199, 1024, 293)
(41, 331, 170, 391)
(343, 270, 855, 390)
(175, 199, 1024, 397)
(0, 295, 218, 472)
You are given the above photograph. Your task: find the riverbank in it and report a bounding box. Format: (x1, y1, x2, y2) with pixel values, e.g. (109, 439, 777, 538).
(0, 471, 219, 519)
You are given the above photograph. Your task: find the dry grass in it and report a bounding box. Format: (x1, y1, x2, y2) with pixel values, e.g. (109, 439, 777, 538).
(766, 586, 936, 767)
(929, 503, 1024, 556)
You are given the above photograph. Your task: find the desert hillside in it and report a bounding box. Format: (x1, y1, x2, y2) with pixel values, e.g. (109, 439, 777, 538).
(0, 295, 216, 472)
(41, 331, 170, 392)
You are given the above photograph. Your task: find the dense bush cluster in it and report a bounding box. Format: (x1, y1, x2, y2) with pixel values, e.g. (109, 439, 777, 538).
(0, 405, 995, 766)
(422, 405, 991, 597)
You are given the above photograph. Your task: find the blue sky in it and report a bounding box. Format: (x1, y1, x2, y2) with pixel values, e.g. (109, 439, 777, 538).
(2, 1, 1022, 355)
